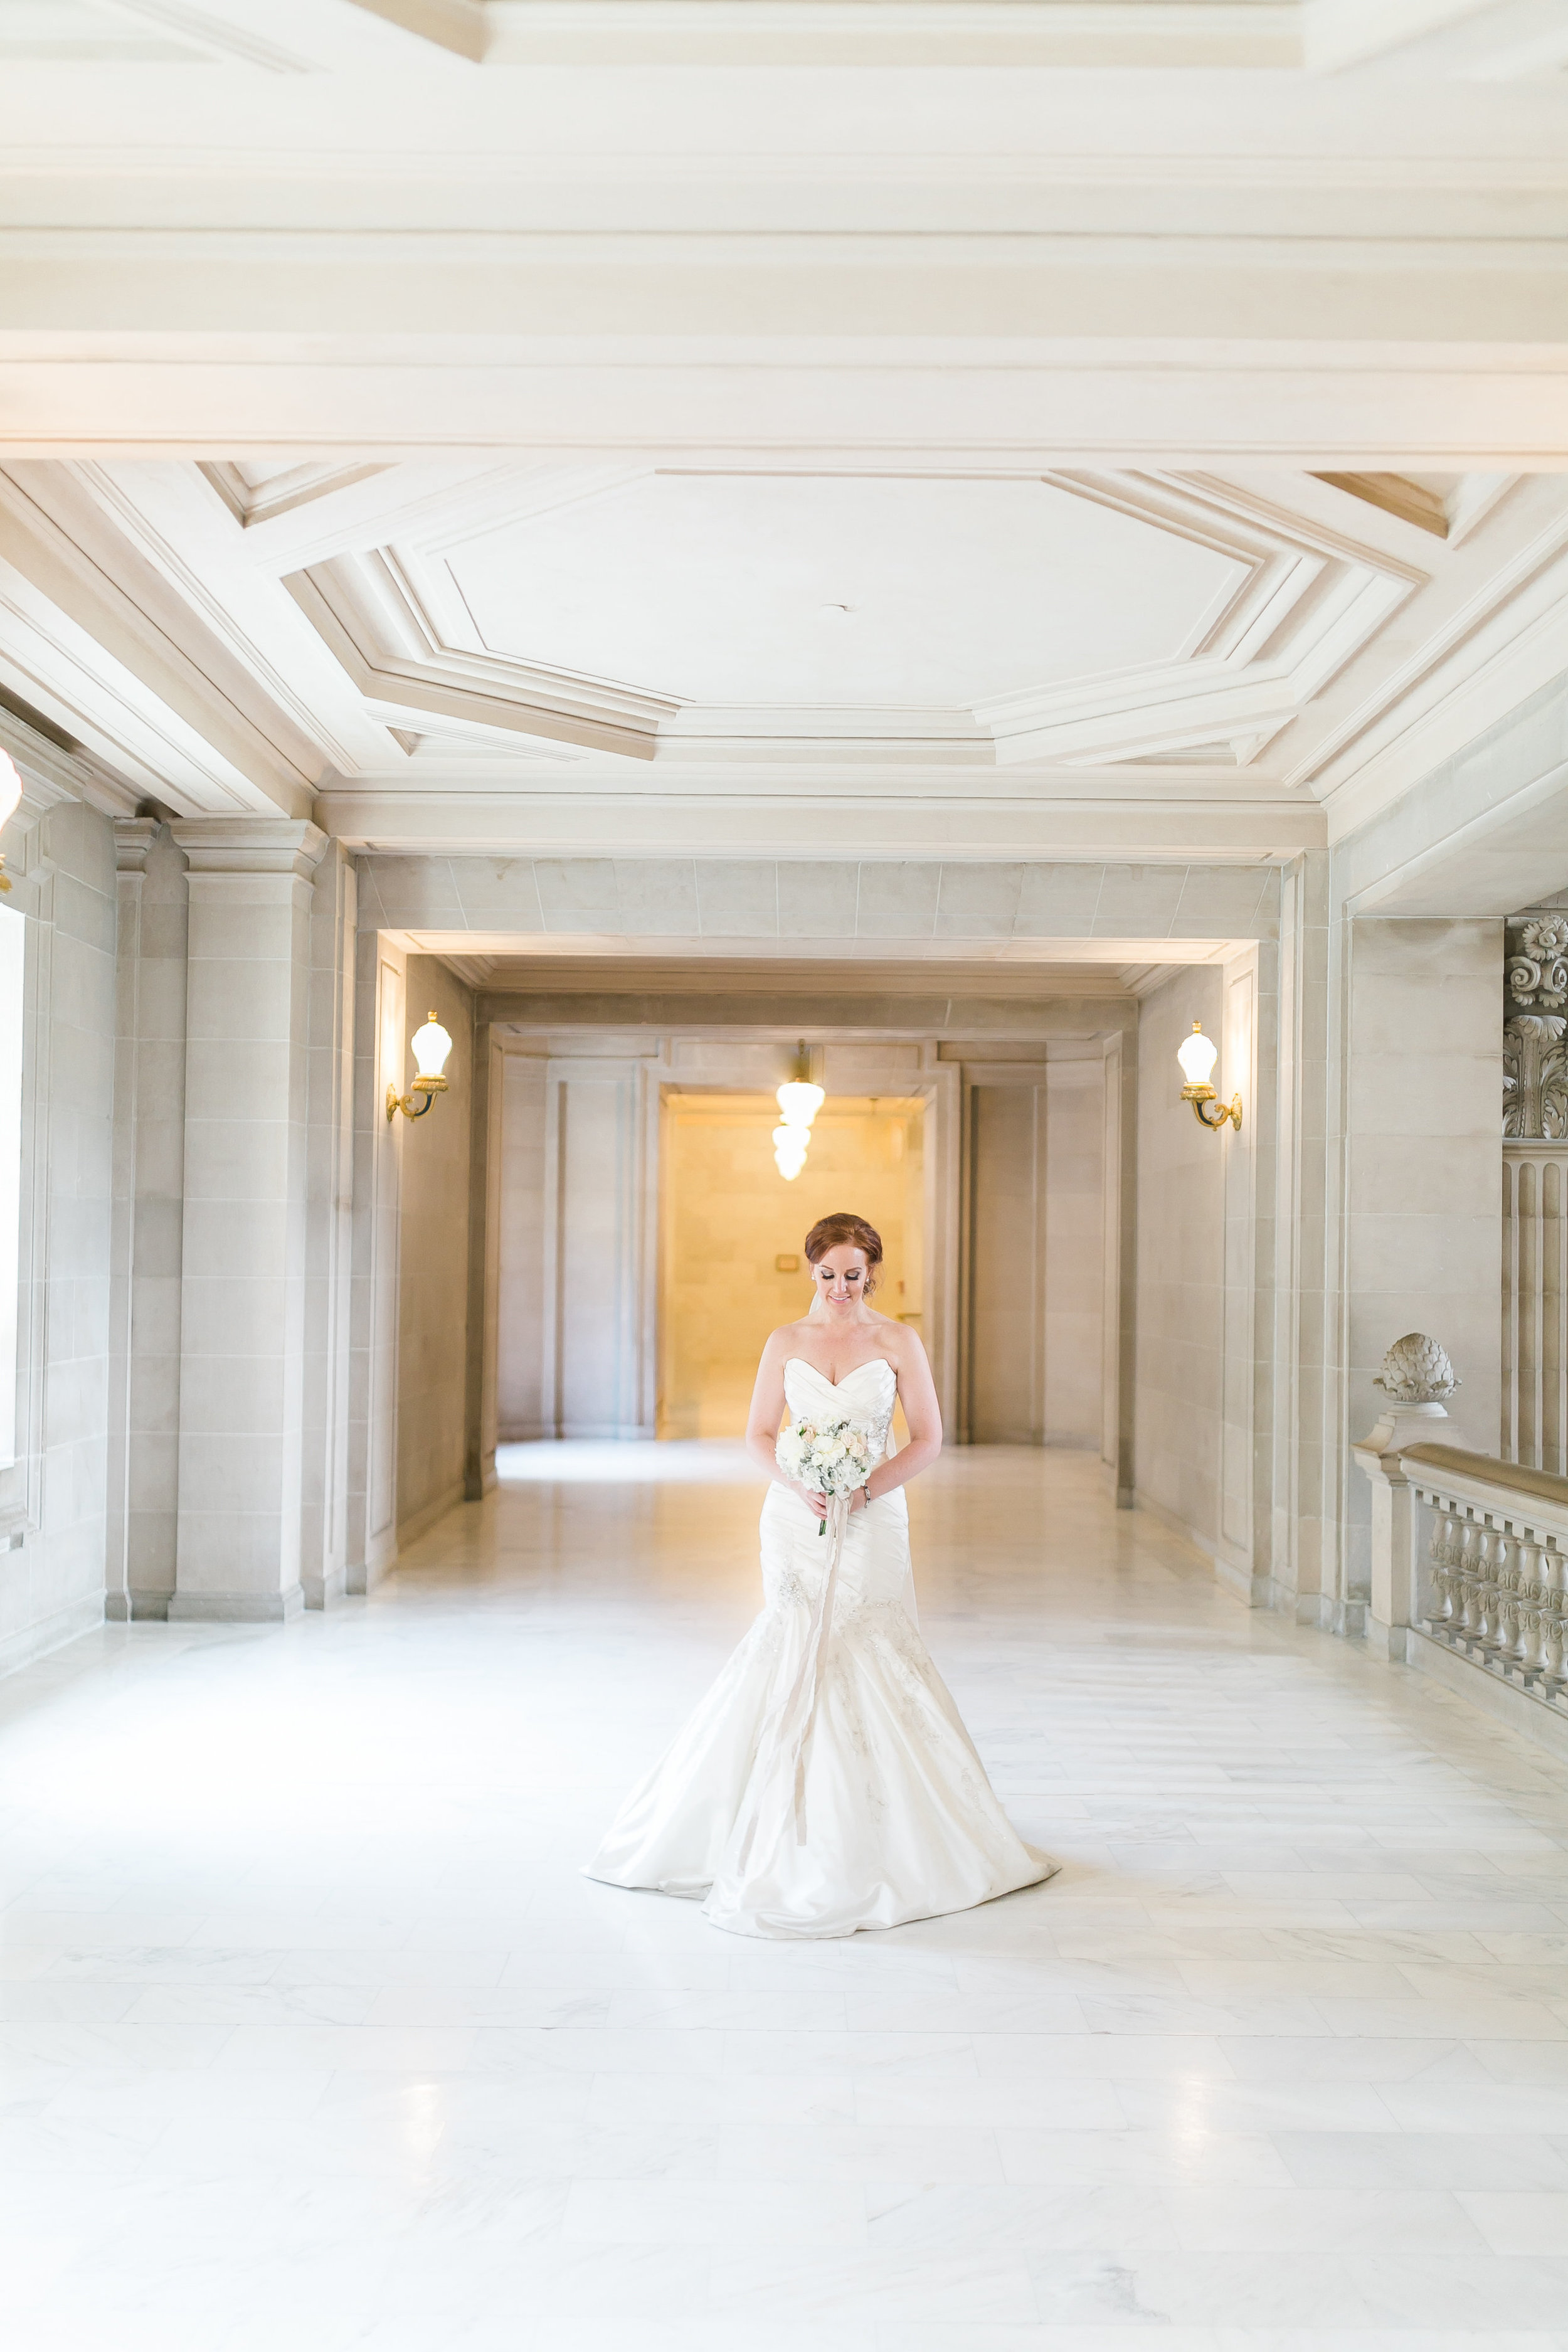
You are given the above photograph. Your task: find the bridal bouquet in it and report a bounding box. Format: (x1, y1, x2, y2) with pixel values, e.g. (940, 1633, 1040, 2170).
(776, 1416, 874, 1535)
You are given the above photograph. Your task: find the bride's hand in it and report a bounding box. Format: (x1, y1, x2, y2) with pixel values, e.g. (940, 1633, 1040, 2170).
(848, 1486, 869, 1515)
(799, 1483, 829, 1514)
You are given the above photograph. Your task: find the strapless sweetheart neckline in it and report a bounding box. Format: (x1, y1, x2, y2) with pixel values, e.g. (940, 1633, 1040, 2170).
(783, 1354, 893, 1389)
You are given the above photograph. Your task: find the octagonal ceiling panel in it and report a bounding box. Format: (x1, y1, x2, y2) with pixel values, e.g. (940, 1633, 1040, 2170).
(440, 472, 1251, 709)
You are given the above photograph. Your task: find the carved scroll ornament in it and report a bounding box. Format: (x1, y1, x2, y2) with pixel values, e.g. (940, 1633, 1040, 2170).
(1505, 913, 1568, 1138)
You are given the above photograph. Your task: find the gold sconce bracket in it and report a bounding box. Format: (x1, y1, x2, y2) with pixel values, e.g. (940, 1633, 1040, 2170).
(386, 1074, 448, 1123)
(1182, 1083, 1242, 1134)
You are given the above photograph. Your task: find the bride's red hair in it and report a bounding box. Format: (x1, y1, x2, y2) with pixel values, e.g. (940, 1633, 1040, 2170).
(803, 1212, 884, 1275)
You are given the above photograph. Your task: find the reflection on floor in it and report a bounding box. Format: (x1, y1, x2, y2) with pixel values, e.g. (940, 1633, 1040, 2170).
(4, 1445, 1568, 2346)
(495, 1438, 754, 1484)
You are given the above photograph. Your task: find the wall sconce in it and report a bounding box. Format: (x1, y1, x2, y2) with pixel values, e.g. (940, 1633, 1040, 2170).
(387, 1010, 453, 1123)
(773, 1039, 825, 1180)
(1177, 1020, 1242, 1134)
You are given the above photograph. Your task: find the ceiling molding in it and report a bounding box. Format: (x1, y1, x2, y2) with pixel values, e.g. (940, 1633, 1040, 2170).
(104, 0, 315, 72)
(197, 460, 398, 530)
(288, 547, 668, 761)
(1313, 472, 1451, 539)
(11, 148, 1568, 194)
(452, 953, 1155, 996)
(342, 0, 488, 60)
(321, 785, 1323, 861)
(281, 464, 1426, 778)
(455, 1, 1303, 72)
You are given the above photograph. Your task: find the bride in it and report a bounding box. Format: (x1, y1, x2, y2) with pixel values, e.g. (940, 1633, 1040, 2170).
(585, 1210, 1057, 1939)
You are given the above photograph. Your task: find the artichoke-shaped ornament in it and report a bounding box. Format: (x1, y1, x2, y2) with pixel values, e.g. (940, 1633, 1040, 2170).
(1373, 1333, 1459, 1405)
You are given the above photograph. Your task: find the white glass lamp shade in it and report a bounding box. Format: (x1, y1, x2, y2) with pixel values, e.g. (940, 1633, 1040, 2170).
(0, 751, 20, 829)
(772, 1123, 808, 1179)
(776, 1079, 825, 1130)
(1176, 1022, 1217, 1088)
(411, 1012, 453, 1084)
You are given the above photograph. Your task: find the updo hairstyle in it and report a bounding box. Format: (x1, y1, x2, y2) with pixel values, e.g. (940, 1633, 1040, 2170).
(803, 1212, 884, 1300)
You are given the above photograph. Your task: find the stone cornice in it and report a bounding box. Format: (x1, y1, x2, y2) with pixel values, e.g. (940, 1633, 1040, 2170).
(169, 818, 328, 879)
(112, 817, 159, 874)
(0, 709, 139, 821)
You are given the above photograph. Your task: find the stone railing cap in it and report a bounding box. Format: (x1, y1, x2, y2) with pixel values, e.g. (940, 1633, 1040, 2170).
(1401, 1443, 1568, 1514)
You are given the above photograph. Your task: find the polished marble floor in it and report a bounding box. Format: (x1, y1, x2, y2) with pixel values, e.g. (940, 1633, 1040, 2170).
(5, 1446, 1568, 2349)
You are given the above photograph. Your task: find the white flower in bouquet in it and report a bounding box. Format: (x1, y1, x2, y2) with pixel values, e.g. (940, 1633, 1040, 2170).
(775, 1414, 874, 1533)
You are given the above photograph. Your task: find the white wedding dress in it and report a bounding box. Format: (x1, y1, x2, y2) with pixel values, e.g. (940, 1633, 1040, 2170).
(585, 1356, 1057, 1939)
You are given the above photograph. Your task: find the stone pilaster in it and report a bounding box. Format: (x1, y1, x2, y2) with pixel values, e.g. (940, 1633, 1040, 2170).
(167, 819, 324, 1621)
(1336, 918, 1503, 1618)
(300, 841, 356, 1608)
(105, 818, 189, 1620)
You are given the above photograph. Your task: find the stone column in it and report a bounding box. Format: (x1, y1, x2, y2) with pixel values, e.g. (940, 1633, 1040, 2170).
(168, 818, 324, 1621)
(105, 819, 187, 1619)
(300, 841, 356, 1608)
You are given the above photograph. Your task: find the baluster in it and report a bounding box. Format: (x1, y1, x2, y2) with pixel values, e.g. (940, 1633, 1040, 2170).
(1476, 1528, 1505, 1648)
(1427, 1516, 1456, 1631)
(1541, 1545, 1568, 1687)
(1517, 1542, 1547, 1676)
(1498, 1535, 1528, 1665)
(1512, 1538, 1537, 1666)
(1456, 1517, 1485, 1638)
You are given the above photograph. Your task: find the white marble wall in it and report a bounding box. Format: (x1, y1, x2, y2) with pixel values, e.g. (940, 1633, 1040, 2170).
(361, 856, 1281, 951)
(464, 1022, 503, 1502)
(1133, 948, 1276, 1596)
(1337, 918, 1503, 1604)
(1134, 967, 1227, 1547)
(496, 1046, 548, 1442)
(395, 956, 474, 1542)
(1044, 1056, 1109, 1449)
(0, 794, 117, 1677)
(348, 930, 404, 1592)
(962, 1057, 1108, 1449)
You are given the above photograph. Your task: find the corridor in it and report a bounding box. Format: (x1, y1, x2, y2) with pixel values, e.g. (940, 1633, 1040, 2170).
(4, 1448, 1568, 2346)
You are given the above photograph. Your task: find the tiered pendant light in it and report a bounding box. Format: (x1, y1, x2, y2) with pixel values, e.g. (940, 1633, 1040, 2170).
(773, 1041, 825, 1180)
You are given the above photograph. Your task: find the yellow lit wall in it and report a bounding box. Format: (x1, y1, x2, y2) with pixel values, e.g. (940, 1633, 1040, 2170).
(660, 1094, 925, 1438)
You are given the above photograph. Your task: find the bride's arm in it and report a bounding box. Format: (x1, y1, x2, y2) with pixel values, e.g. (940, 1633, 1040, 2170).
(744, 1333, 817, 1499)
(859, 1328, 942, 1507)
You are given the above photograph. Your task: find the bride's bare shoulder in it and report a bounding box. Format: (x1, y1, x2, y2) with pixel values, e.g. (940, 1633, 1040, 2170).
(761, 1318, 813, 1355)
(872, 1310, 928, 1364)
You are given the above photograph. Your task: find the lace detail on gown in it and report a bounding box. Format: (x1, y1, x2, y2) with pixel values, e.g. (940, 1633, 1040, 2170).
(585, 1352, 1057, 1939)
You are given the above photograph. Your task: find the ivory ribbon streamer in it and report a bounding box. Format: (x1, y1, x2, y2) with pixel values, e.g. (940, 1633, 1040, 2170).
(789, 1492, 849, 1842)
(732, 1489, 852, 1865)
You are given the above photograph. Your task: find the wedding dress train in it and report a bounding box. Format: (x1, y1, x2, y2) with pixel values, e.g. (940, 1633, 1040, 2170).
(585, 1357, 1057, 1939)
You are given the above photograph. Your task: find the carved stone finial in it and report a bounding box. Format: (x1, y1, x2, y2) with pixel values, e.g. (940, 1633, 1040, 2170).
(1374, 1333, 1459, 1404)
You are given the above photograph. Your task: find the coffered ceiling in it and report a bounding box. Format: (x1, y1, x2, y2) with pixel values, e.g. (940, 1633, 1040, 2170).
(0, 453, 1562, 866)
(0, 0, 1565, 893)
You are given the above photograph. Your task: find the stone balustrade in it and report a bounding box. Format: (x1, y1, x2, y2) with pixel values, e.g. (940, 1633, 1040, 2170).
(1404, 1446, 1568, 1701)
(1362, 1440, 1568, 1730)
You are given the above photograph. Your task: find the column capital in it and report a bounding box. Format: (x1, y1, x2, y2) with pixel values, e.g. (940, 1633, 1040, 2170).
(114, 817, 159, 875)
(168, 817, 326, 879)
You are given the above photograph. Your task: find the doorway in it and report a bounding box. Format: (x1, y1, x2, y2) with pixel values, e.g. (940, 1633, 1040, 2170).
(659, 1091, 926, 1437)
